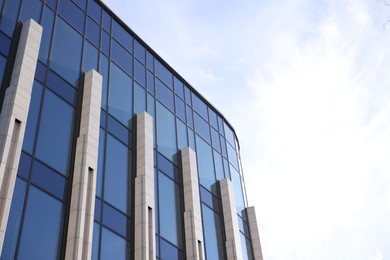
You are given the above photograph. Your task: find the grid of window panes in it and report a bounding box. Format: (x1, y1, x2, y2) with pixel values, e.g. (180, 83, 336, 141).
(0, 0, 254, 259)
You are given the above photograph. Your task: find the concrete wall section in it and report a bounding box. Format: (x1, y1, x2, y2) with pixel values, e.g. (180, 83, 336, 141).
(0, 19, 42, 254)
(246, 207, 263, 260)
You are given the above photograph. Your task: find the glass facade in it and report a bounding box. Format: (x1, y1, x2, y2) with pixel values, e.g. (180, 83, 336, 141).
(0, 0, 259, 259)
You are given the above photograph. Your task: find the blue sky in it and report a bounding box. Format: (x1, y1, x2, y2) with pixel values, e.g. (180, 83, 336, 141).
(103, 0, 390, 259)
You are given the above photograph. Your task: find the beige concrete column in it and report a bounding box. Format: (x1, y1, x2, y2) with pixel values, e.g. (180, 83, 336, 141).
(220, 179, 243, 260)
(181, 147, 205, 260)
(134, 112, 155, 260)
(65, 70, 102, 260)
(0, 19, 42, 254)
(246, 207, 263, 260)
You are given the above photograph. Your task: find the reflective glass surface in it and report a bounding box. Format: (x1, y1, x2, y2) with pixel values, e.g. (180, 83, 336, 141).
(35, 90, 74, 175)
(96, 129, 105, 198)
(196, 135, 216, 193)
(58, 0, 85, 33)
(18, 186, 63, 260)
(134, 82, 146, 114)
(99, 54, 109, 109)
(0, 0, 21, 36)
(176, 119, 187, 150)
(50, 17, 83, 86)
(155, 60, 172, 89)
(39, 6, 55, 63)
(231, 167, 245, 214)
(101, 227, 128, 260)
(202, 204, 225, 260)
(83, 40, 99, 72)
(92, 222, 100, 260)
(86, 17, 100, 47)
(19, 0, 42, 23)
(240, 233, 254, 260)
(156, 79, 174, 112)
(111, 39, 132, 76)
(156, 102, 177, 162)
(134, 59, 146, 87)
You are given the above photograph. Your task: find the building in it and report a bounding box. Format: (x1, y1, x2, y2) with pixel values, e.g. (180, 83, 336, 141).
(0, 0, 263, 259)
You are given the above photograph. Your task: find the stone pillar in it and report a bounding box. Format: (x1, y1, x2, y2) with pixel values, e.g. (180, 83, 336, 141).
(0, 19, 42, 254)
(65, 70, 102, 260)
(134, 112, 155, 260)
(246, 207, 263, 260)
(181, 147, 205, 260)
(220, 179, 243, 260)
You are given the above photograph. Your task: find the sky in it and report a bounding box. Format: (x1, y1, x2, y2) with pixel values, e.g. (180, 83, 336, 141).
(103, 0, 390, 259)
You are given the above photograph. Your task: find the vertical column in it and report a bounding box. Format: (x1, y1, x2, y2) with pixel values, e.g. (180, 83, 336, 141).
(0, 19, 42, 253)
(134, 112, 155, 260)
(181, 147, 205, 260)
(65, 70, 102, 260)
(220, 179, 243, 260)
(246, 207, 263, 260)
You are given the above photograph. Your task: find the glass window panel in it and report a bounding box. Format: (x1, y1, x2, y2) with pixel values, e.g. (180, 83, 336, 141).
(101, 227, 129, 260)
(146, 51, 154, 71)
(108, 63, 133, 126)
(0, 0, 21, 37)
(22, 81, 43, 154)
(20, 0, 42, 23)
(35, 62, 46, 83)
(112, 20, 133, 52)
(147, 70, 155, 94)
(111, 39, 133, 76)
(134, 82, 146, 114)
(223, 158, 231, 180)
(104, 134, 131, 214)
(92, 222, 100, 260)
(101, 9, 111, 32)
(46, 69, 77, 105)
(134, 39, 145, 64)
(211, 127, 221, 151)
(156, 102, 177, 162)
(176, 119, 187, 150)
(194, 113, 211, 143)
(17, 152, 32, 179)
(94, 198, 102, 222)
(173, 76, 184, 99)
(240, 233, 254, 260)
(186, 105, 193, 129)
(72, 0, 86, 10)
(202, 204, 225, 260)
(155, 60, 173, 89)
(36, 90, 74, 175)
(208, 108, 218, 130)
(231, 167, 245, 214)
(217, 116, 224, 135)
(156, 79, 174, 112)
(146, 93, 155, 118)
(86, 17, 100, 47)
(102, 203, 129, 238)
(101, 30, 110, 55)
(18, 186, 64, 260)
(1, 178, 26, 260)
(175, 96, 185, 122)
(159, 172, 182, 247)
(134, 59, 146, 87)
(88, 0, 102, 23)
(83, 40, 99, 72)
(96, 129, 105, 197)
(107, 115, 130, 145)
(99, 54, 109, 109)
(160, 238, 182, 260)
(227, 143, 239, 170)
(184, 85, 191, 105)
(195, 135, 216, 193)
(220, 136, 227, 158)
(157, 153, 176, 181)
(188, 128, 195, 151)
(213, 150, 224, 181)
(0, 32, 11, 56)
(192, 94, 208, 120)
(58, 0, 85, 33)
(39, 6, 55, 63)
(46, 0, 57, 10)
(50, 17, 83, 86)
(224, 122, 236, 148)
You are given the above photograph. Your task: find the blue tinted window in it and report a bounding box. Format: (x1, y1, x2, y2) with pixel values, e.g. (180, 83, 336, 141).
(46, 0, 57, 10)
(22, 81, 43, 153)
(188, 128, 195, 150)
(1, 178, 26, 260)
(20, 0, 42, 23)
(224, 122, 236, 148)
(111, 39, 133, 76)
(147, 70, 155, 94)
(92, 222, 100, 260)
(184, 85, 191, 105)
(227, 143, 238, 170)
(194, 113, 210, 143)
(231, 167, 245, 214)
(134, 59, 146, 87)
(176, 120, 187, 150)
(88, 0, 102, 23)
(160, 238, 182, 260)
(35, 62, 46, 83)
(108, 63, 133, 126)
(147, 93, 155, 118)
(159, 172, 182, 247)
(31, 161, 66, 200)
(157, 153, 176, 181)
(156, 79, 174, 112)
(175, 96, 185, 122)
(72, 0, 86, 10)
(220, 136, 227, 158)
(58, 0, 85, 33)
(103, 203, 129, 237)
(213, 150, 224, 181)
(173, 76, 184, 99)
(95, 198, 102, 222)
(0, 32, 11, 56)
(0, 0, 21, 36)
(18, 186, 63, 260)
(208, 108, 218, 129)
(134, 39, 145, 64)
(104, 134, 131, 214)
(223, 158, 230, 179)
(99, 54, 109, 109)
(211, 128, 220, 151)
(101, 30, 110, 55)
(156, 102, 177, 162)
(202, 204, 225, 260)
(155, 60, 173, 89)
(102, 9, 111, 32)
(134, 82, 146, 114)
(96, 129, 105, 197)
(83, 40, 99, 72)
(241, 233, 254, 260)
(112, 20, 133, 52)
(101, 227, 128, 260)
(50, 17, 83, 86)
(39, 6, 55, 63)
(35, 90, 74, 175)
(46, 69, 77, 105)
(17, 153, 32, 179)
(196, 136, 216, 193)
(146, 51, 154, 71)
(217, 116, 224, 135)
(192, 94, 208, 120)
(107, 115, 130, 144)
(186, 106, 193, 128)
(86, 17, 100, 47)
